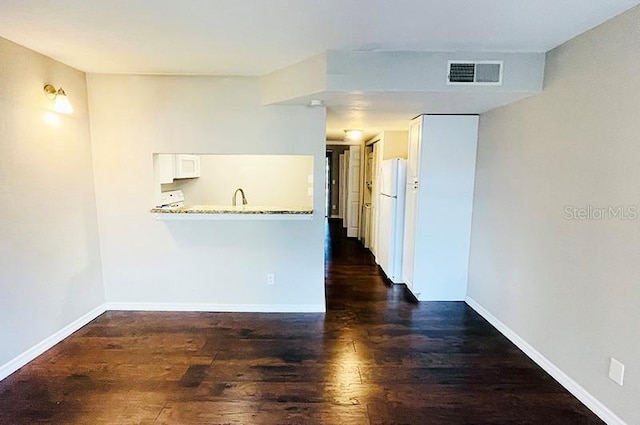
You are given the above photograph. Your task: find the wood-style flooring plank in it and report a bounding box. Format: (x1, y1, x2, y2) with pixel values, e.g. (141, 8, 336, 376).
(0, 219, 604, 424)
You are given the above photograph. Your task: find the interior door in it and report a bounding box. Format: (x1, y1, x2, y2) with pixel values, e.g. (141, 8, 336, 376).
(370, 142, 380, 256)
(362, 150, 374, 243)
(403, 118, 422, 291)
(346, 146, 361, 237)
(339, 153, 346, 222)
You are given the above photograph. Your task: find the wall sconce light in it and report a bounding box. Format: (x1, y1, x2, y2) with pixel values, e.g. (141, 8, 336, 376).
(43, 84, 73, 114)
(344, 129, 363, 141)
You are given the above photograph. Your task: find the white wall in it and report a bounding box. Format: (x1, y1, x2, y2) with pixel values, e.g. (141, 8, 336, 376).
(380, 131, 408, 160)
(0, 38, 104, 370)
(261, 52, 327, 105)
(87, 75, 326, 311)
(173, 155, 313, 208)
(468, 6, 640, 424)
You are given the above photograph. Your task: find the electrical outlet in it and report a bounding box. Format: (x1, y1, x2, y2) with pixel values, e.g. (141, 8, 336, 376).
(609, 358, 625, 386)
(307, 187, 313, 196)
(267, 273, 275, 286)
(332, 204, 336, 210)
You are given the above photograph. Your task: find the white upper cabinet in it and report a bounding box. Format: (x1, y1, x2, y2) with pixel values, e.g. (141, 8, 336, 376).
(155, 154, 176, 184)
(174, 154, 201, 179)
(154, 154, 201, 184)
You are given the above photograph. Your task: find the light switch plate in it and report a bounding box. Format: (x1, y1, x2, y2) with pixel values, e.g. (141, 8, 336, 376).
(608, 357, 624, 386)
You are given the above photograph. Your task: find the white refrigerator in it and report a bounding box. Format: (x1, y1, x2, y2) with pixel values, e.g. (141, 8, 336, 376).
(377, 158, 407, 283)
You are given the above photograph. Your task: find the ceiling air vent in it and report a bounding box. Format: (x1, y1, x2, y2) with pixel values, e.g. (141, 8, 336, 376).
(448, 61, 503, 85)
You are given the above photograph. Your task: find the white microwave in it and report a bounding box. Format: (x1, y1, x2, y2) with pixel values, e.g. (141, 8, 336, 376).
(175, 154, 201, 179)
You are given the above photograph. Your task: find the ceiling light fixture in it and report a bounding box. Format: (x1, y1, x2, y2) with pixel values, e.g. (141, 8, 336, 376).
(344, 129, 363, 140)
(44, 84, 74, 114)
(309, 99, 324, 107)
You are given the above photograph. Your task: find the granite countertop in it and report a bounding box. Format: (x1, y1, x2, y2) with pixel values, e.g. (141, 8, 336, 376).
(151, 205, 313, 215)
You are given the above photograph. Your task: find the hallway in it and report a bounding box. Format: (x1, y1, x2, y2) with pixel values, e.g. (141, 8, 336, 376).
(0, 220, 603, 424)
(323, 218, 604, 424)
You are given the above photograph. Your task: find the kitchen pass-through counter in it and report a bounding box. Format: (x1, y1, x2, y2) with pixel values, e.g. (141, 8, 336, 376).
(151, 205, 313, 220)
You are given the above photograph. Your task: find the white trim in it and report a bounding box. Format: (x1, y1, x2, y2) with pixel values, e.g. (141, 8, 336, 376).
(105, 302, 326, 313)
(0, 304, 106, 381)
(465, 296, 627, 425)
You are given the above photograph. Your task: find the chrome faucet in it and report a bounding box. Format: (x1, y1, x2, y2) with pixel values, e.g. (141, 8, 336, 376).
(232, 188, 248, 206)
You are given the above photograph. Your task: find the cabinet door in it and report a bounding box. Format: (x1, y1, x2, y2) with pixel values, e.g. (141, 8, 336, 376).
(155, 154, 176, 184)
(175, 154, 201, 179)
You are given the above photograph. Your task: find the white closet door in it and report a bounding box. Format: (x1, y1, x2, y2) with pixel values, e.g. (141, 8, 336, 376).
(342, 151, 349, 228)
(370, 142, 380, 256)
(338, 154, 345, 219)
(346, 146, 361, 237)
(402, 118, 422, 291)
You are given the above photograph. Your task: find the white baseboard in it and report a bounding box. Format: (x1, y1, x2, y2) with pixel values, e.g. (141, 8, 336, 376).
(105, 302, 326, 313)
(465, 296, 627, 425)
(0, 304, 106, 381)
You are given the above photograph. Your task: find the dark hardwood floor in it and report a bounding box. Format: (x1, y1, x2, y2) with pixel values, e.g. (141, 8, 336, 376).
(0, 219, 603, 424)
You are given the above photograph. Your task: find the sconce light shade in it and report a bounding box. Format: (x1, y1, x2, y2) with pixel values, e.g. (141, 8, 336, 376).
(344, 129, 363, 140)
(53, 89, 73, 114)
(44, 84, 74, 114)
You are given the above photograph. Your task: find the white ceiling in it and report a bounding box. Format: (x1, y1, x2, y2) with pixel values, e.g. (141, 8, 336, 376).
(0, 0, 637, 76)
(294, 91, 543, 141)
(0, 0, 638, 140)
